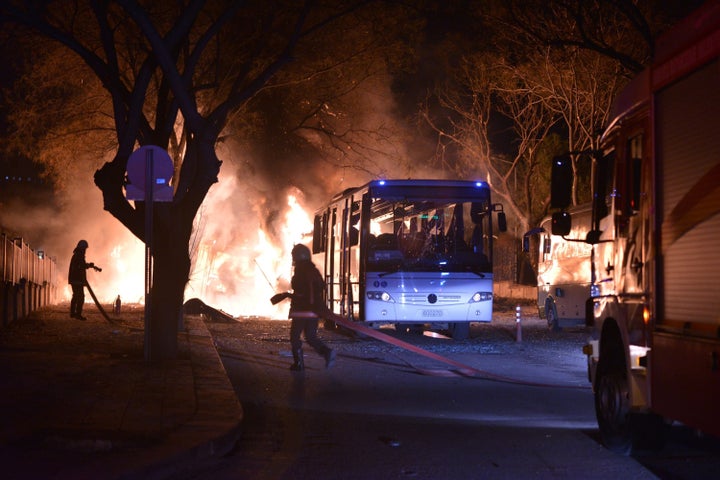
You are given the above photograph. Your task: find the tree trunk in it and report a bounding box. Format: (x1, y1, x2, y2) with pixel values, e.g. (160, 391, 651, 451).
(96, 155, 198, 362)
(146, 236, 190, 362)
(147, 214, 191, 361)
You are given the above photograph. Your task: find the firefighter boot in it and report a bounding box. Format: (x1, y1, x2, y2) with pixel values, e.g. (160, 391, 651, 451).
(290, 348, 304, 371)
(325, 349, 337, 369)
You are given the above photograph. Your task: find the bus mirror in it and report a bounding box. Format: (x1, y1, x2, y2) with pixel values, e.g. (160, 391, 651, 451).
(497, 212, 507, 232)
(551, 155, 572, 209)
(551, 211, 571, 236)
(522, 227, 544, 253)
(586, 230, 602, 244)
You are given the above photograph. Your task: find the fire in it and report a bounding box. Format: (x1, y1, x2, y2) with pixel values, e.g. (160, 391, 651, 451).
(60, 229, 146, 307)
(185, 191, 314, 318)
(61, 172, 315, 320)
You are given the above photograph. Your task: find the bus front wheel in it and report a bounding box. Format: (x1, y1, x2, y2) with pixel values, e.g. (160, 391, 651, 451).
(545, 300, 560, 332)
(448, 322, 470, 340)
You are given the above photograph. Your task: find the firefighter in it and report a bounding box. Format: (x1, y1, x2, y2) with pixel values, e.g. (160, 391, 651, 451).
(288, 244, 336, 371)
(68, 239, 98, 320)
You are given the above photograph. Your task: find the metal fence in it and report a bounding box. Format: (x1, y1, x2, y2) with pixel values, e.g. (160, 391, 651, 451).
(493, 237, 537, 301)
(1, 230, 58, 326)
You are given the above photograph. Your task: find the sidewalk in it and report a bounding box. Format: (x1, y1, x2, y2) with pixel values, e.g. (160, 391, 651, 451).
(0, 303, 242, 480)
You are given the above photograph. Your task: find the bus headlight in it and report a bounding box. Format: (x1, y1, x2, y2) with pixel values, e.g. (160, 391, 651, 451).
(367, 291, 395, 303)
(469, 292, 492, 303)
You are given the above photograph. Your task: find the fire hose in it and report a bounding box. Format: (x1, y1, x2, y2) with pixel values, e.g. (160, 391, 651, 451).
(84, 265, 117, 324)
(271, 292, 589, 389)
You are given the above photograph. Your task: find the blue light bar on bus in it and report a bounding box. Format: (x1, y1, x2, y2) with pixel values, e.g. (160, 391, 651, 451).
(366, 179, 492, 203)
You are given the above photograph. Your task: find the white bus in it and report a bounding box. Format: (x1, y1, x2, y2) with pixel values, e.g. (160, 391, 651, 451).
(524, 205, 592, 331)
(311, 179, 506, 339)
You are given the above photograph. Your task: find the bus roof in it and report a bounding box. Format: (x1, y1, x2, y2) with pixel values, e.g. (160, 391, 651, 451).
(330, 179, 491, 204)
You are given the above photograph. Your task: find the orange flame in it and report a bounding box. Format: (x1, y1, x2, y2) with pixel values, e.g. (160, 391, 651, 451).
(186, 192, 314, 318)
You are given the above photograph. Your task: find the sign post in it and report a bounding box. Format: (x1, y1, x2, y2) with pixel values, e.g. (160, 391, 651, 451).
(144, 148, 154, 361)
(126, 146, 174, 361)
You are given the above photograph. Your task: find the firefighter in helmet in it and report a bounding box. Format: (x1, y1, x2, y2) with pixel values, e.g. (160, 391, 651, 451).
(68, 239, 98, 320)
(288, 244, 336, 371)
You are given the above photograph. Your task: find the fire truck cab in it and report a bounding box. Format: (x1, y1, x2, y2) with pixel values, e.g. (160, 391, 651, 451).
(551, 1, 720, 454)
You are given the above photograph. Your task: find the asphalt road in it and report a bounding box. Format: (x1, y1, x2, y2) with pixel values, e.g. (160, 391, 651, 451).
(169, 309, 720, 479)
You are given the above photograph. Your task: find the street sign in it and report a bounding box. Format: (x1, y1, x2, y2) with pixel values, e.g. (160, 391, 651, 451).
(125, 145, 174, 202)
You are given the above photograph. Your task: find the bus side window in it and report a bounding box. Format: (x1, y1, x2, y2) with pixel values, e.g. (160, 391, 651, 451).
(313, 214, 326, 254)
(349, 201, 361, 246)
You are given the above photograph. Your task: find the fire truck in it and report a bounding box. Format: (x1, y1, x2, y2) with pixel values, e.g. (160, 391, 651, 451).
(550, 1, 720, 453)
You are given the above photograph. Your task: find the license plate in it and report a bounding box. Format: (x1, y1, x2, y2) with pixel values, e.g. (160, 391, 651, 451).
(422, 309, 442, 317)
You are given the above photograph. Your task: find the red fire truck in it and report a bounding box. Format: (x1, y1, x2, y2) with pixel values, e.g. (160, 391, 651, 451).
(551, 1, 720, 453)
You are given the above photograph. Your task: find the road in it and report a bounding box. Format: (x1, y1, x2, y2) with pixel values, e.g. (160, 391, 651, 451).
(170, 309, 720, 479)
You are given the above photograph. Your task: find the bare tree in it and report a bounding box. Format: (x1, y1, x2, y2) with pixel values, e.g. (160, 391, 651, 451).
(501, 0, 660, 75)
(537, 47, 622, 205)
(424, 0, 695, 230)
(1, 0, 414, 360)
(423, 53, 560, 234)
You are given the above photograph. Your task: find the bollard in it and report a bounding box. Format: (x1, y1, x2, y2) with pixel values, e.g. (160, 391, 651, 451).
(516, 304, 522, 342)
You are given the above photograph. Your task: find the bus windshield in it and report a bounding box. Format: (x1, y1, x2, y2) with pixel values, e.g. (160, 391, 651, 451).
(366, 198, 492, 275)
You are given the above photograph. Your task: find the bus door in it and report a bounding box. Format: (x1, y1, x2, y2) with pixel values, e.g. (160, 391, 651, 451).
(340, 198, 362, 319)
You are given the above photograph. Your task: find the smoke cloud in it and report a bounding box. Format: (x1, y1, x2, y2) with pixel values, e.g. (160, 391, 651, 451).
(2, 70, 444, 319)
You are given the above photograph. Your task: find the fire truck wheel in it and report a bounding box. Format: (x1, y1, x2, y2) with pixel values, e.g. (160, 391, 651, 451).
(595, 369, 633, 455)
(545, 300, 560, 332)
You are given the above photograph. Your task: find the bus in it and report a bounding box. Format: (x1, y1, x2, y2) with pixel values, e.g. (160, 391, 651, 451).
(311, 179, 506, 340)
(525, 204, 592, 331)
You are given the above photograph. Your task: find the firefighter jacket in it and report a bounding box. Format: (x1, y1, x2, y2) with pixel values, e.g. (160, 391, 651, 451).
(289, 261, 328, 318)
(68, 249, 91, 286)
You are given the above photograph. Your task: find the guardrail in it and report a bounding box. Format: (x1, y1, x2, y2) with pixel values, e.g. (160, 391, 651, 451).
(1, 230, 58, 326)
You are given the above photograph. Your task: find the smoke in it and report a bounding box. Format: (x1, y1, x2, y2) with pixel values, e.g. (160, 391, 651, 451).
(2, 67, 446, 319)
(183, 70, 429, 318)
(0, 163, 147, 307)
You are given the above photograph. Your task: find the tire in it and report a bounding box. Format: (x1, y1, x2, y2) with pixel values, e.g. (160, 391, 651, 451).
(595, 367, 669, 454)
(395, 323, 424, 334)
(595, 369, 633, 455)
(449, 322, 470, 340)
(545, 300, 560, 332)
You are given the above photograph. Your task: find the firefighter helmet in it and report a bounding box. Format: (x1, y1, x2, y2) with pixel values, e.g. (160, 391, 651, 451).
(76, 240, 89, 250)
(291, 244, 311, 262)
